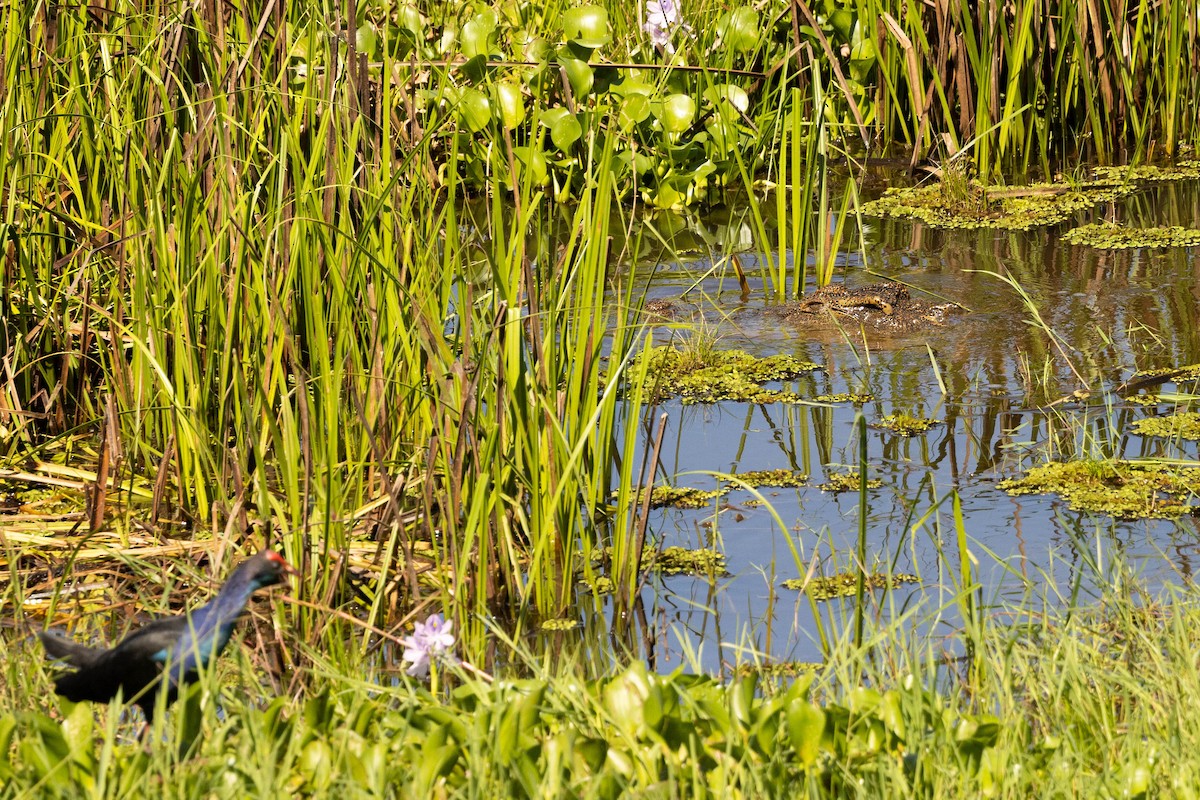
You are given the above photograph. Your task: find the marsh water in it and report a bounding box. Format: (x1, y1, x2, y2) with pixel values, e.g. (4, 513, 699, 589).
(616, 177, 1200, 673)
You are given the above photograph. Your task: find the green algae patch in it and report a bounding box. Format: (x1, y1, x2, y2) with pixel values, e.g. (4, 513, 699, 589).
(998, 460, 1200, 519)
(541, 618, 581, 631)
(1126, 394, 1162, 406)
(1063, 222, 1200, 249)
(818, 472, 883, 493)
(1131, 364, 1200, 383)
(734, 661, 820, 680)
(814, 393, 874, 404)
(627, 485, 730, 509)
(635, 346, 820, 404)
(725, 469, 808, 488)
(875, 413, 940, 436)
(782, 572, 919, 600)
(1132, 412, 1200, 440)
(863, 162, 1200, 231)
(651, 546, 728, 576)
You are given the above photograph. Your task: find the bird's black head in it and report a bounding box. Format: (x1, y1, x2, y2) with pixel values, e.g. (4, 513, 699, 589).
(244, 549, 299, 590)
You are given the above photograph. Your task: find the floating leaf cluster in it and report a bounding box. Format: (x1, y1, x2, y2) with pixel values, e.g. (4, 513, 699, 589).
(627, 485, 730, 509)
(540, 618, 580, 631)
(1062, 223, 1200, 249)
(818, 472, 883, 493)
(734, 661, 820, 680)
(1130, 364, 1200, 383)
(814, 393, 874, 404)
(998, 460, 1200, 519)
(1131, 412, 1200, 441)
(863, 162, 1200, 231)
(783, 572, 919, 600)
(875, 413, 940, 436)
(635, 346, 820, 404)
(650, 546, 728, 576)
(726, 469, 808, 488)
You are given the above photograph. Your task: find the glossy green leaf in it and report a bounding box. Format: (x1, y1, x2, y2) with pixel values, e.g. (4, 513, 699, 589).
(562, 6, 610, 48)
(658, 94, 696, 134)
(461, 11, 499, 60)
(354, 24, 378, 57)
(558, 55, 594, 98)
(620, 95, 651, 129)
(786, 701, 826, 767)
(718, 8, 759, 53)
(704, 84, 750, 114)
(543, 108, 582, 151)
(494, 82, 526, 129)
(456, 88, 491, 133)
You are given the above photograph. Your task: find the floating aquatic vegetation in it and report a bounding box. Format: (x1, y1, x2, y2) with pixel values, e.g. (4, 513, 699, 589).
(818, 472, 883, 493)
(1131, 412, 1200, 441)
(875, 413, 940, 436)
(599, 545, 728, 577)
(725, 469, 808, 488)
(782, 572, 919, 600)
(1062, 222, 1200, 249)
(540, 618, 580, 631)
(651, 546, 727, 576)
(632, 346, 820, 404)
(1130, 364, 1200, 383)
(814, 393, 874, 404)
(734, 661, 819, 680)
(1125, 394, 1162, 406)
(998, 460, 1200, 519)
(863, 162, 1200, 231)
(627, 485, 730, 509)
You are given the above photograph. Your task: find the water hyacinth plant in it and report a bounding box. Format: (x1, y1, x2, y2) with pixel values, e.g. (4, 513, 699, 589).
(400, 614, 456, 679)
(643, 0, 691, 54)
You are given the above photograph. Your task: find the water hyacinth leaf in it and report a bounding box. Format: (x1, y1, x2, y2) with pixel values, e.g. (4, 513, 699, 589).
(604, 662, 652, 736)
(828, 7, 854, 41)
(612, 78, 654, 98)
(562, 6, 610, 48)
(879, 689, 906, 738)
(730, 674, 758, 730)
(706, 116, 738, 154)
(558, 54, 594, 97)
(355, 24, 379, 58)
(703, 84, 750, 114)
(512, 146, 549, 186)
(461, 10, 500, 60)
(522, 34, 552, 62)
(619, 94, 651, 129)
(649, 182, 685, 209)
(456, 88, 491, 132)
(787, 701, 826, 767)
(62, 700, 94, 769)
(0, 717, 13, 781)
(718, 8, 759, 52)
(298, 740, 334, 792)
(658, 94, 696, 133)
(576, 737, 607, 773)
(494, 81, 525, 129)
(543, 108, 582, 151)
(847, 686, 881, 716)
(396, 5, 424, 38)
(849, 23, 877, 82)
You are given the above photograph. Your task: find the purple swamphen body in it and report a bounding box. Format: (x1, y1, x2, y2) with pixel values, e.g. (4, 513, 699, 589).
(38, 550, 297, 723)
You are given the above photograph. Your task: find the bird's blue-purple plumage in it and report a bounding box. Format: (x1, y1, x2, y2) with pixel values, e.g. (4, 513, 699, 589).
(38, 550, 294, 722)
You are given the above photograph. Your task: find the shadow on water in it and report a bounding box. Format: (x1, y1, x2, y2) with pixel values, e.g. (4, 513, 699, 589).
(610, 177, 1200, 673)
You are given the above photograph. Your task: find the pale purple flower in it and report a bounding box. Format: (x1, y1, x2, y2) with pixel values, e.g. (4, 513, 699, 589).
(401, 613, 455, 678)
(644, 0, 689, 53)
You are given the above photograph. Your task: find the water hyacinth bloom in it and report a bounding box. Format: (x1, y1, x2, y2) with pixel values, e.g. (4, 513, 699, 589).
(644, 0, 689, 53)
(401, 613, 455, 678)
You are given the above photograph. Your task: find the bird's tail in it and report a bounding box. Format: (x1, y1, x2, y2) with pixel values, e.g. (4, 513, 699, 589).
(38, 630, 104, 668)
